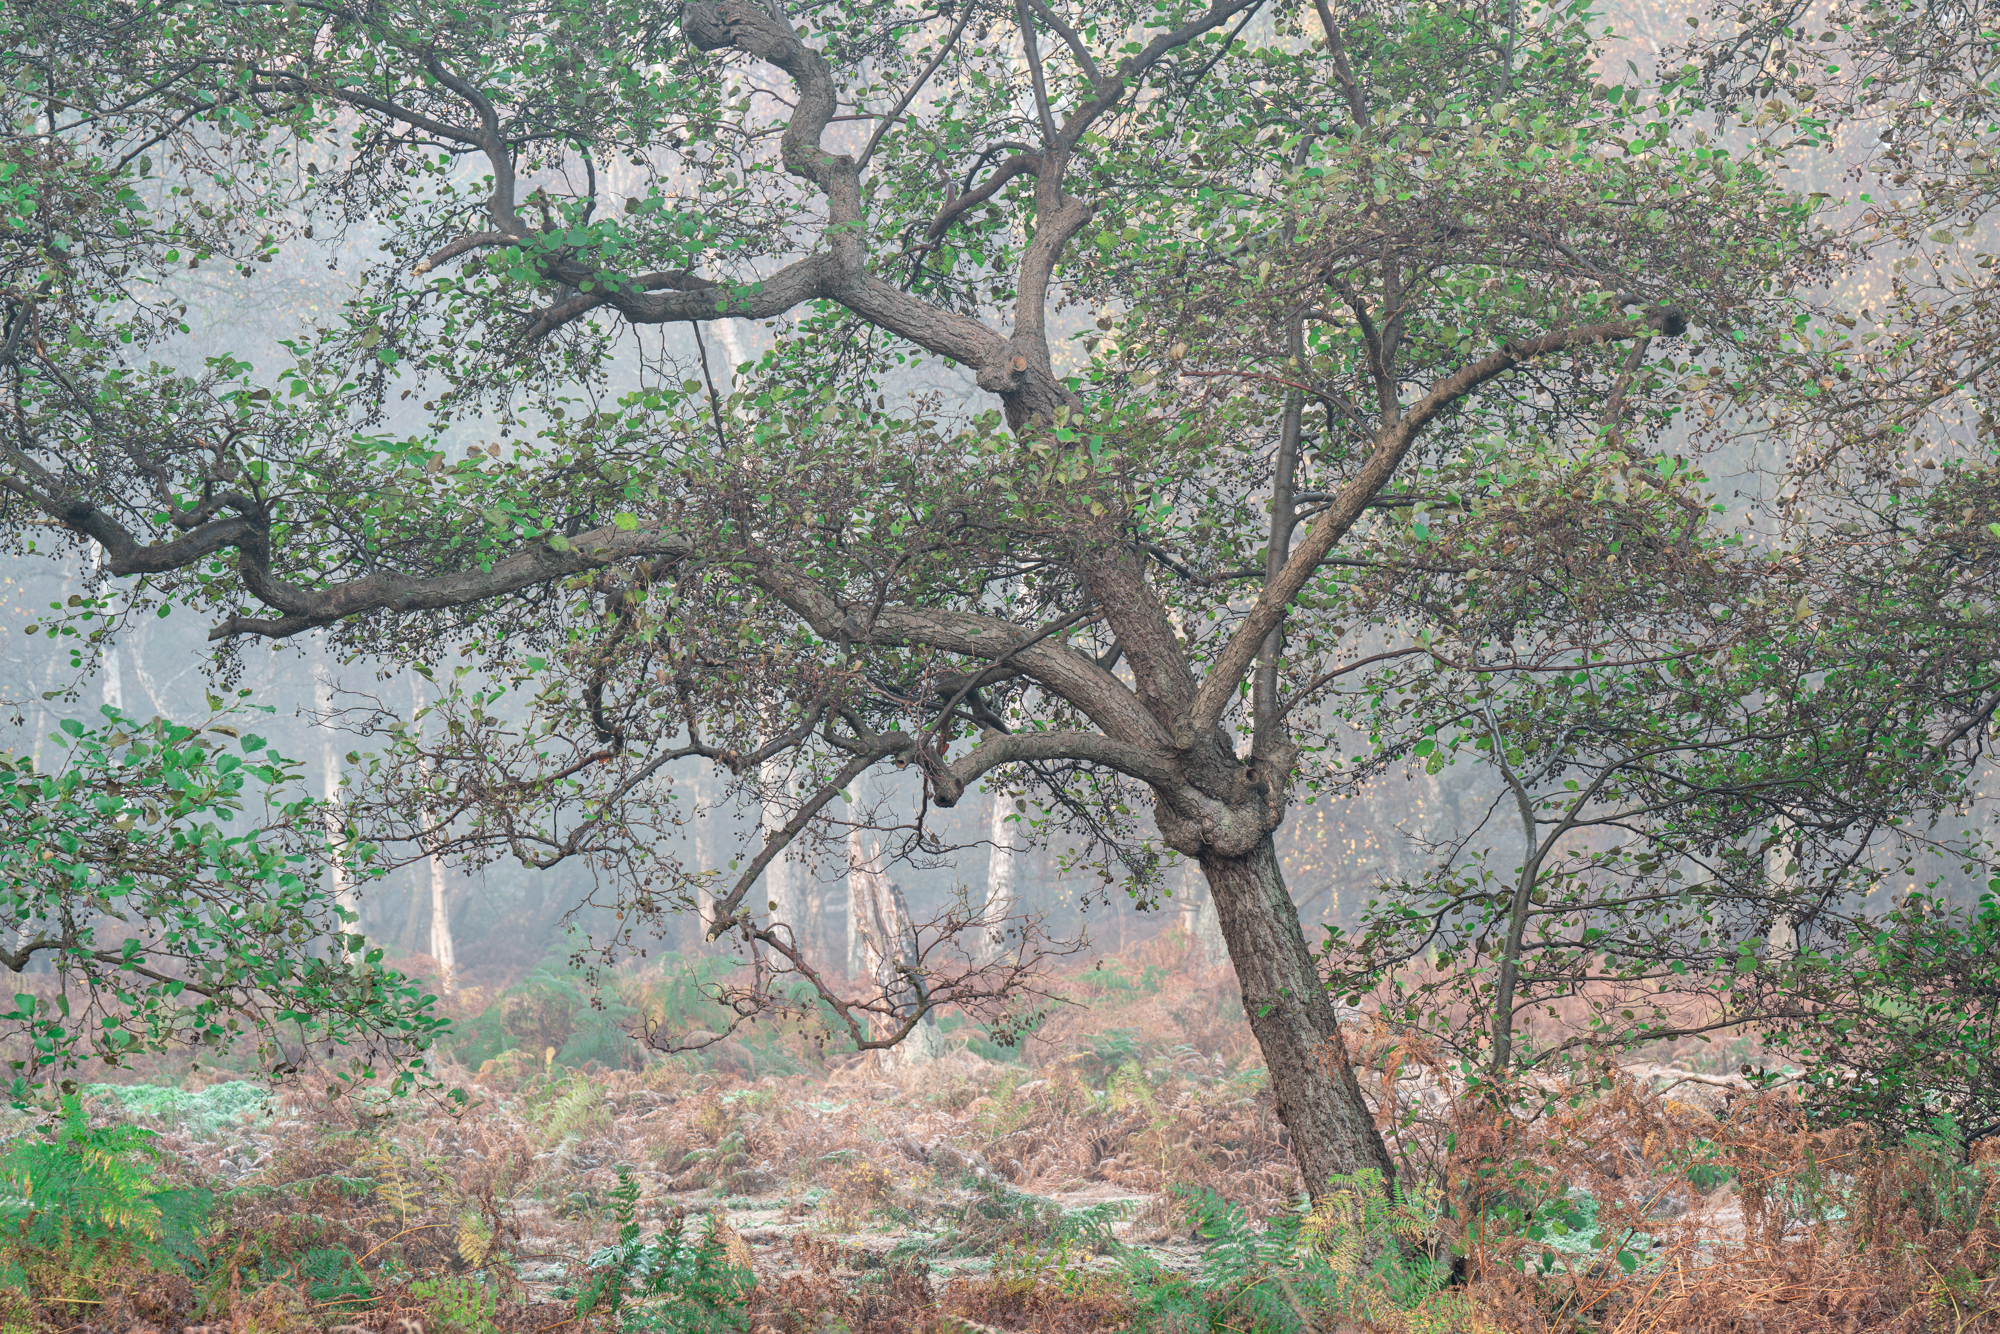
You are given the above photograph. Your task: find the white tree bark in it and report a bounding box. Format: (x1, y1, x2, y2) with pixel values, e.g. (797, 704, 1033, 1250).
(760, 756, 798, 967)
(713, 322, 750, 381)
(428, 851, 457, 991)
(1177, 859, 1226, 968)
(851, 837, 941, 1066)
(845, 821, 868, 977)
(1177, 859, 1201, 952)
(982, 785, 1019, 963)
(691, 767, 718, 939)
(409, 673, 456, 993)
(313, 664, 359, 943)
(93, 549, 122, 715)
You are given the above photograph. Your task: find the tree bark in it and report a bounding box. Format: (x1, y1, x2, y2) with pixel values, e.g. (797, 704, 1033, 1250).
(845, 819, 869, 977)
(1200, 835, 1395, 1192)
(983, 785, 1019, 964)
(690, 767, 718, 948)
(1174, 860, 1224, 969)
(410, 671, 456, 994)
(760, 757, 799, 968)
(428, 850, 457, 994)
(313, 664, 359, 945)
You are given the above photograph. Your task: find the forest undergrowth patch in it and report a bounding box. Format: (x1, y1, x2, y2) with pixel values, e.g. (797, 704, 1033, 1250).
(3, 956, 1996, 1333)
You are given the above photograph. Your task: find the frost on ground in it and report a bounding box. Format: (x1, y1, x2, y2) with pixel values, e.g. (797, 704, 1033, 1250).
(4, 959, 1993, 1333)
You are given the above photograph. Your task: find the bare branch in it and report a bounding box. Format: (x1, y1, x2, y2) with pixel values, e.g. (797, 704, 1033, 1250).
(857, 9, 973, 172)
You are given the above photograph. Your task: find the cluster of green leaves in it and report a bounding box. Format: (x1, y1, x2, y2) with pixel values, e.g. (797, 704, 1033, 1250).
(1316, 432, 1993, 1074)
(407, 1274, 505, 1334)
(0, 707, 450, 1110)
(1775, 886, 2000, 1144)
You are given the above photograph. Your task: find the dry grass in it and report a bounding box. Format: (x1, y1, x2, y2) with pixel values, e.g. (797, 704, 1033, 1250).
(5, 959, 1998, 1333)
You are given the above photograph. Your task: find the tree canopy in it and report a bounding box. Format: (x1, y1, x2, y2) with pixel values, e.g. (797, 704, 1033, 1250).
(5, 0, 1998, 1179)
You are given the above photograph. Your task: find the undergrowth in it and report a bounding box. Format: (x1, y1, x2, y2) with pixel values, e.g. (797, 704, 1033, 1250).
(3, 952, 1997, 1333)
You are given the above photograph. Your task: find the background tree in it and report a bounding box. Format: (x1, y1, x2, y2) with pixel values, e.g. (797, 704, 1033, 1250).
(1, 0, 1829, 1194)
(1318, 444, 1999, 1078)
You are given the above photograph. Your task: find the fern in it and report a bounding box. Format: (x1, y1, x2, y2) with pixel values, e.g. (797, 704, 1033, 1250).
(359, 1143, 422, 1222)
(533, 1080, 609, 1149)
(1053, 1199, 1133, 1253)
(283, 1246, 371, 1310)
(576, 1210, 751, 1333)
(0, 1096, 212, 1283)
(611, 1166, 642, 1238)
(1118, 1178, 1450, 1333)
(456, 1212, 496, 1268)
(410, 1275, 502, 1334)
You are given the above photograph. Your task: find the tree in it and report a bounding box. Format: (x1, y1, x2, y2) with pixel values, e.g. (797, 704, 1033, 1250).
(0, 0, 1826, 1194)
(1318, 451, 1997, 1077)
(0, 706, 448, 1109)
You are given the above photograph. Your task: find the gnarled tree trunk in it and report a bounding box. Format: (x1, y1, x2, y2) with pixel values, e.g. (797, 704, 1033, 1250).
(1201, 836, 1395, 1191)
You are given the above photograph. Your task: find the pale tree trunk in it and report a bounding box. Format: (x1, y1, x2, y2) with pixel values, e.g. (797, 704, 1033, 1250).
(1177, 861, 1226, 969)
(845, 822, 869, 977)
(853, 838, 942, 1067)
(428, 853, 457, 992)
(313, 665, 359, 946)
(982, 785, 1019, 963)
(409, 673, 456, 995)
(1201, 837, 1396, 1191)
(714, 323, 750, 381)
(95, 550, 122, 715)
(103, 640, 123, 712)
(760, 757, 800, 966)
(691, 767, 718, 943)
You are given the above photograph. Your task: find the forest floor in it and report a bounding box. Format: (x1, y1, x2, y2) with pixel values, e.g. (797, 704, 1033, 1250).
(3, 956, 1995, 1333)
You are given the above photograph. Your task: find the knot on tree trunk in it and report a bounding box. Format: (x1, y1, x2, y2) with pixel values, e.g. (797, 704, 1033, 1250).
(976, 346, 1032, 396)
(977, 344, 1078, 430)
(1155, 791, 1274, 859)
(681, 1, 790, 52)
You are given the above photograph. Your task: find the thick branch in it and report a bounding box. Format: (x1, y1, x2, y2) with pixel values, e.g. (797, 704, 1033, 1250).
(751, 563, 1172, 748)
(212, 524, 694, 640)
(939, 728, 1185, 800)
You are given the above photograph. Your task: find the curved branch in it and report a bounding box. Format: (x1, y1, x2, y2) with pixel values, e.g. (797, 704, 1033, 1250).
(940, 728, 1184, 798)
(211, 525, 695, 640)
(708, 739, 912, 931)
(751, 564, 1171, 749)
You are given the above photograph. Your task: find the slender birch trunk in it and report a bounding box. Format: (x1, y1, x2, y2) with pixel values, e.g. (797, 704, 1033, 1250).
(845, 821, 868, 977)
(409, 673, 456, 994)
(94, 549, 122, 715)
(851, 838, 942, 1067)
(691, 767, 717, 944)
(760, 757, 797, 967)
(313, 664, 359, 947)
(982, 786, 1019, 963)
